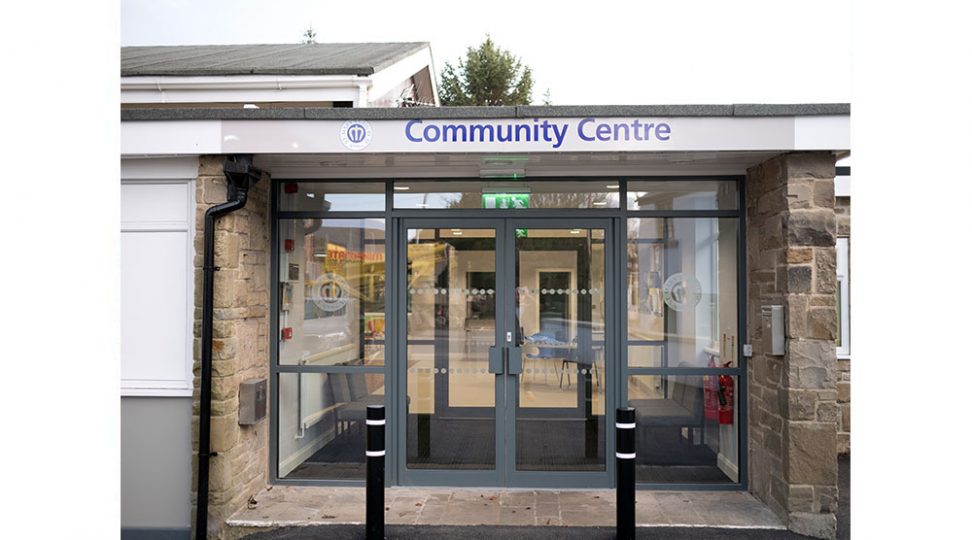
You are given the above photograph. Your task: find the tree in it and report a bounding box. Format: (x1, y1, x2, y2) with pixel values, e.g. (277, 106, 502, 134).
(302, 26, 317, 44)
(439, 36, 534, 106)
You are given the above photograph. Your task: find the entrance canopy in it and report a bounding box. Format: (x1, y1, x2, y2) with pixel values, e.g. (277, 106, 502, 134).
(121, 104, 849, 178)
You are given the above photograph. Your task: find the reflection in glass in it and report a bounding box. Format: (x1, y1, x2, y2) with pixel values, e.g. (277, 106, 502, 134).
(278, 219, 385, 366)
(627, 180, 738, 211)
(277, 372, 384, 479)
(394, 180, 620, 209)
(278, 182, 385, 212)
(627, 373, 738, 483)
(627, 218, 738, 368)
(515, 228, 606, 471)
(406, 228, 497, 469)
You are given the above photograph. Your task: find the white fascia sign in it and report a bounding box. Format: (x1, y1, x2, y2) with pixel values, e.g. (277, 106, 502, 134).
(220, 116, 823, 154)
(123, 115, 849, 156)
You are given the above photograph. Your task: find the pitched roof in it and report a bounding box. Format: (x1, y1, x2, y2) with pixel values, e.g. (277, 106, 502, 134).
(121, 103, 851, 121)
(121, 42, 429, 77)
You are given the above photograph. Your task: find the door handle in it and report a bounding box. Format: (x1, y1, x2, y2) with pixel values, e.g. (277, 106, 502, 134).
(507, 346, 522, 375)
(488, 346, 504, 374)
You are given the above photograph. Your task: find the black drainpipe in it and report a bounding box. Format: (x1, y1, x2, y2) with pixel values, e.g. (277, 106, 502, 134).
(196, 155, 262, 540)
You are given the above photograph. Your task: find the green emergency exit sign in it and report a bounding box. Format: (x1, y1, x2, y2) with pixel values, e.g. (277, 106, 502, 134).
(482, 193, 529, 209)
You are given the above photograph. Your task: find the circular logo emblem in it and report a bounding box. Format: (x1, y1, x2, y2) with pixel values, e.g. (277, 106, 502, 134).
(310, 273, 353, 312)
(339, 120, 372, 150)
(663, 272, 703, 312)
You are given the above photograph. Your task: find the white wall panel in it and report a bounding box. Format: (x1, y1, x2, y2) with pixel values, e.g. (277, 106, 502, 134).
(121, 182, 190, 225)
(121, 162, 195, 396)
(121, 230, 192, 393)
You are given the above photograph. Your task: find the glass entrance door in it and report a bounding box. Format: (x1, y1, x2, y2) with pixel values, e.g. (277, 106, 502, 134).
(506, 222, 610, 486)
(399, 219, 612, 487)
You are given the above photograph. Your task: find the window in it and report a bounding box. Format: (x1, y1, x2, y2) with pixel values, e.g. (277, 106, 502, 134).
(836, 237, 850, 357)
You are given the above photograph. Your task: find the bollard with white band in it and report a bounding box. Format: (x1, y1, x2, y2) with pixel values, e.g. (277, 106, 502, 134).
(366, 405, 385, 540)
(616, 407, 636, 540)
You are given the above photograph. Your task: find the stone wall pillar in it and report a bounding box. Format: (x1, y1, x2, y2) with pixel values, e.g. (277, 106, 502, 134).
(746, 152, 839, 539)
(190, 155, 271, 539)
(834, 196, 851, 455)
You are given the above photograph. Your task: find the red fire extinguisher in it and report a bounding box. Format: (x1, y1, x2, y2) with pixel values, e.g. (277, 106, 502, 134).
(718, 361, 734, 425)
(703, 355, 719, 421)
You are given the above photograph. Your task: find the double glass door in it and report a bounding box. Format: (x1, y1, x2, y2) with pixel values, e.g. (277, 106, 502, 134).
(399, 218, 612, 486)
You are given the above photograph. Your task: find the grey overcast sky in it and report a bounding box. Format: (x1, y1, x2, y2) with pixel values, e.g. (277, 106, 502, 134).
(121, 0, 850, 105)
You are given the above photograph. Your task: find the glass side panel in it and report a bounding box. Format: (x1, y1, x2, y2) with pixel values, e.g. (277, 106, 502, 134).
(515, 228, 607, 471)
(405, 227, 497, 469)
(277, 372, 384, 480)
(627, 180, 738, 210)
(394, 180, 620, 209)
(627, 218, 739, 368)
(627, 374, 739, 484)
(277, 218, 386, 366)
(278, 181, 385, 212)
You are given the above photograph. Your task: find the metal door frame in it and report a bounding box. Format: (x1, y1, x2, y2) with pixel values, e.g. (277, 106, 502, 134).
(395, 218, 508, 487)
(395, 217, 615, 488)
(503, 217, 615, 489)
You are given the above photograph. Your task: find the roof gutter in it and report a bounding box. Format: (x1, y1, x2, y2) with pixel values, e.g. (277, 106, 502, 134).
(123, 74, 372, 92)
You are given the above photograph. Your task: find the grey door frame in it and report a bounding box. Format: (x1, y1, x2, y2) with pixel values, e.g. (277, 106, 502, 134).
(395, 217, 616, 488)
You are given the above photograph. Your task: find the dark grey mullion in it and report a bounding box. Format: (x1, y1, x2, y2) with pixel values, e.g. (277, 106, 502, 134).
(605, 215, 618, 487)
(384, 179, 396, 485)
(619, 180, 629, 413)
(269, 178, 280, 482)
(736, 175, 749, 490)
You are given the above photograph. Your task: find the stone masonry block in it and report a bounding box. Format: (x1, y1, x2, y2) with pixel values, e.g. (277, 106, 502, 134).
(786, 247, 813, 264)
(789, 511, 836, 540)
(201, 177, 230, 205)
(815, 485, 838, 513)
(837, 382, 850, 403)
(808, 307, 837, 340)
(210, 414, 241, 454)
(786, 152, 836, 181)
(816, 401, 840, 423)
(786, 209, 836, 247)
(215, 232, 241, 269)
(198, 155, 226, 176)
(786, 340, 836, 389)
(787, 266, 813, 294)
(208, 452, 235, 493)
(785, 180, 814, 210)
(212, 337, 238, 361)
(781, 388, 819, 421)
(814, 248, 837, 294)
(813, 180, 835, 208)
(786, 295, 809, 338)
(785, 423, 837, 485)
(837, 433, 850, 455)
(758, 187, 788, 216)
(787, 485, 815, 513)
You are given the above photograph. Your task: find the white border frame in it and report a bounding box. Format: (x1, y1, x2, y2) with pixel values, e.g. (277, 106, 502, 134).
(120, 157, 198, 396)
(836, 237, 850, 358)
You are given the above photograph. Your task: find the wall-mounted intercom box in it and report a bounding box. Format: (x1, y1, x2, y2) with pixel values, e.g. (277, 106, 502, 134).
(239, 378, 267, 425)
(761, 305, 785, 356)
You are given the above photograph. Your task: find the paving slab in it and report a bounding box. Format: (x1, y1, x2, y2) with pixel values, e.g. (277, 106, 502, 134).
(226, 486, 786, 534)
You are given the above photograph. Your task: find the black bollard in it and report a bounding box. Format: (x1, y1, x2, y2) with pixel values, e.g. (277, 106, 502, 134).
(366, 405, 385, 540)
(616, 407, 636, 540)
